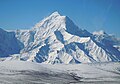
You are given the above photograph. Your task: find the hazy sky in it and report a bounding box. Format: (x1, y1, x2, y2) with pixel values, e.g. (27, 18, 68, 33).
(0, 0, 120, 37)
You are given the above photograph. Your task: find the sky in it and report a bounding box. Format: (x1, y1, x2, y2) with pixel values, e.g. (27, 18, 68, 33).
(0, 0, 120, 37)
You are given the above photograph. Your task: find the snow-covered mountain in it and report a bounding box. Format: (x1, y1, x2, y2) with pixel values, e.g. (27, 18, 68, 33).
(0, 11, 120, 64)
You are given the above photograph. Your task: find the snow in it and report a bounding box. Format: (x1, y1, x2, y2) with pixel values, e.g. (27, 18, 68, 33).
(0, 11, 120, 64)
(0, 61, 120, 83)
(93, 30, 106, 36)
(0, 28, 21, 57)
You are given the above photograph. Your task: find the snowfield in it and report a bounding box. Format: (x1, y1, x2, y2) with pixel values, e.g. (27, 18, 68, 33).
(0, 61, 120, 84)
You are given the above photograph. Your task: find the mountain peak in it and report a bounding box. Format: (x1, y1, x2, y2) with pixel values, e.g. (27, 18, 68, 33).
(51, 11, 60, 15)
(49, 11, 61, 17)
(33, 11, 65, 29)
(33, 11, 91, 37)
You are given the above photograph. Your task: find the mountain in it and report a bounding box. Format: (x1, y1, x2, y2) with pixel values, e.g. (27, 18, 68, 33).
(0, 11, 120, 63)
(93, 30, 120, 46)
(0, 28, 22, 57)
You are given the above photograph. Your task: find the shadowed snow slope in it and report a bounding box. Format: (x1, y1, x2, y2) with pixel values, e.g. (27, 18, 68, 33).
(0, 28, 22, 57)
(0, 11, 120, 64)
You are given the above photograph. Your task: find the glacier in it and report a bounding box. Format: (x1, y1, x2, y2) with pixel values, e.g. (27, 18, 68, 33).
(0, 60, 120, 83)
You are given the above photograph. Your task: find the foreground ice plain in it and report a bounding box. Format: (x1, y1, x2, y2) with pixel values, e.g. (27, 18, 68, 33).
(0, 61, 120, 84)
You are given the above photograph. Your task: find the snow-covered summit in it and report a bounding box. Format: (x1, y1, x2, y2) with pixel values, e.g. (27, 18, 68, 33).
(49, 11, 61, 17)
(33, 11, 91, 37)
(33, 11, 65, 29)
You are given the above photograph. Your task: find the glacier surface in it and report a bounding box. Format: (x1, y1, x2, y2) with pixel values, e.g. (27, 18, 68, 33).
(0, 61, 120, 84)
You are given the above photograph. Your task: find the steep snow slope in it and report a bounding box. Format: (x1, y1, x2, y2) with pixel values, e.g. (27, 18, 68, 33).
(0, 28, 22, 57)
(0, 61, 120, 83)
(0, 12, 120, 63)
